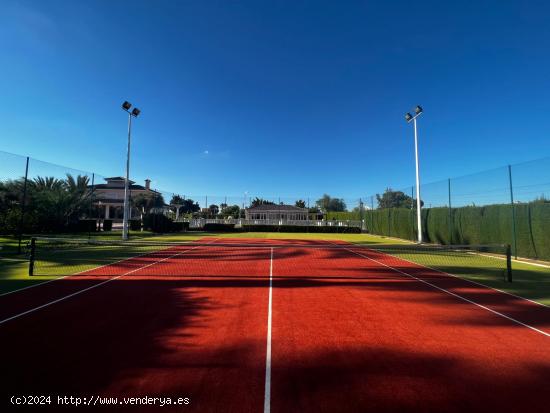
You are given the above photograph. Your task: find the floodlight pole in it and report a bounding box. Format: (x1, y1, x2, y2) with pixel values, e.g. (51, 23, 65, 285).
(413, 116, 422, 243)
(405, 106, 423, 243)
(122, 112, 132, 240)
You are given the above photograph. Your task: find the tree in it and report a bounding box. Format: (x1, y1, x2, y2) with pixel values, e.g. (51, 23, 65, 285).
(180, 198, 200, 214)
(64, 174, 92, 223)
(220, 205, 240, 218)
(376, 188, 422, 209)
(0, 178, 24, 214)
(0, 178, 27, 233)
(132, 192, 165, 215)
(170, 194, 185, 205)
(21, 174, 92, 231)
(315, 194, 347, 212)
(209, 204, 219, 216)
(250, 197, 275, 207)
(295, 199, 306, 208)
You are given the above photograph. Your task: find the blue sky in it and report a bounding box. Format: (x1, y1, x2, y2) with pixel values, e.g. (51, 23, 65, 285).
(1, 0, 549, 205)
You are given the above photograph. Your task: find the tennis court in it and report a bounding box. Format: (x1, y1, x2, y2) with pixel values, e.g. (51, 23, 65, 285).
(1, 237, 549, 412)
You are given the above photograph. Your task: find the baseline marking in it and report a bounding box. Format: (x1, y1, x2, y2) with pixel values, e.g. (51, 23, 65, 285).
(264, 247, 274, 413)
(342, 246, 550, 338)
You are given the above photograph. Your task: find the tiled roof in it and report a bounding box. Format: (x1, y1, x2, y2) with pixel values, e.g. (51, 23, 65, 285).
(104, 176, 134, 183)
(246, 204, 306, 211)
(91, 183, 151, 190)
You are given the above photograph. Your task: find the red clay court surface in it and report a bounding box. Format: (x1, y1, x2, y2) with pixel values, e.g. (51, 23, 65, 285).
(0, 237, 549, 412)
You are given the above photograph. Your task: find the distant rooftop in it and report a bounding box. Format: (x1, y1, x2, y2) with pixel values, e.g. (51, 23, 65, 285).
(246, 204, 305, 211)
(104, 176, 135, 184)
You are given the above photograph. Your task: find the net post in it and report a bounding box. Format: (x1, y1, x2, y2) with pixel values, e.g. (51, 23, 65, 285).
(506, 244, 513, 282)
(29, 237, 36, 276)
(89, 172, 95, 240)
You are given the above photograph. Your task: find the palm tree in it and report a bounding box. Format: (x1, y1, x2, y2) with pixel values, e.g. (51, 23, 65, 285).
(64, 174, 92, 224)
(26, 175, 92, 230)
(30, 176, 65, 191)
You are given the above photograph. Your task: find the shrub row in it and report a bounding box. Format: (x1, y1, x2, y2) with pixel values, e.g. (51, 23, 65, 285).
(143, 214, 189, 233)
(241, 225, 361, 233)
(203, 223, 237, 232)
(364, 203, 550, 261)
(130, 220, 142, 231)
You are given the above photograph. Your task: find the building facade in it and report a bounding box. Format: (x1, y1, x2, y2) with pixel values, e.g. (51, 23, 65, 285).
(91, 177, 160, 220)
(245, 204, 308, 221)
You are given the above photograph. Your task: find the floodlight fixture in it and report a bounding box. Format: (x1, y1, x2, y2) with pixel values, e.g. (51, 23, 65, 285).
(122, 101, 132, 111)
(131, 108, 141, 117)
(415, 105, 423, 115)
(405, 113, 413, 122)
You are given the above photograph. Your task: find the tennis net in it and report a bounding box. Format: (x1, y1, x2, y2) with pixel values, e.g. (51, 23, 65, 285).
(27, 237, 512, 281)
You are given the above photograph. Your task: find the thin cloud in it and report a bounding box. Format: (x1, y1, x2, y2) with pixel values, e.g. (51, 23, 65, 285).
(199, 150, 230, 159)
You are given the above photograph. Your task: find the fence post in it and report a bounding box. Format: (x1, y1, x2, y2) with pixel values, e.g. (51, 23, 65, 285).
(88, 173, 95, 239)
(508, 165, 518, 259)
(506, 244, 513, 282)
(17, 156, 30, 254)
(370, 195, 374, 234)
(307, 197, 310, 232)
(448, 178, 453, 245)
(359, 198, 364, 231)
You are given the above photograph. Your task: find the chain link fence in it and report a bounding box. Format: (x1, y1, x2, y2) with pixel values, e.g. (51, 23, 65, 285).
(363, 158, 550, 261)
(2, 149, 549, 260)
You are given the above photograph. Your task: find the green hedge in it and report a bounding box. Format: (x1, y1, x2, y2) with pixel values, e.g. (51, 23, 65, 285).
(241, 225, 361, 233)
(144, 214, 172, 233)
(365, 202, 550, 261)
(172, 222, 189, 232)
(128, 220, 141, 231)
(203, 223, 237, 232)
(365, 208, 415, 240)
(529, 203, 550, 260)
(71, 219, 97, 233)
(326, 211, 362, 220)
(102, 219, 113, 231)
(143, 214, 189, 233)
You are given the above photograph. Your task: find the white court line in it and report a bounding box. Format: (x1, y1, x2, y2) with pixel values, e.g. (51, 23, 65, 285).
(0, 276, 70, 297)
(370, 248, 549, 308)
(475, 251, 550, 269)
(341, 245, 550, 338)
(0, 239, 220, 326)
(0, 241, 185, 298)
(0, 275, 125, 326)
(264, 247, 274, 413)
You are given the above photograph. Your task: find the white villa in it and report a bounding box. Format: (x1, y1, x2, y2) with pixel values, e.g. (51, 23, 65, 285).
(245, 204, 308, 221)
(90, 177, 160, 220)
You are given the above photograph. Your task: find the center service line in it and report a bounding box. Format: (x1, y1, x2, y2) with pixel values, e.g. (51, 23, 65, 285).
(264, 247, 274, 413)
